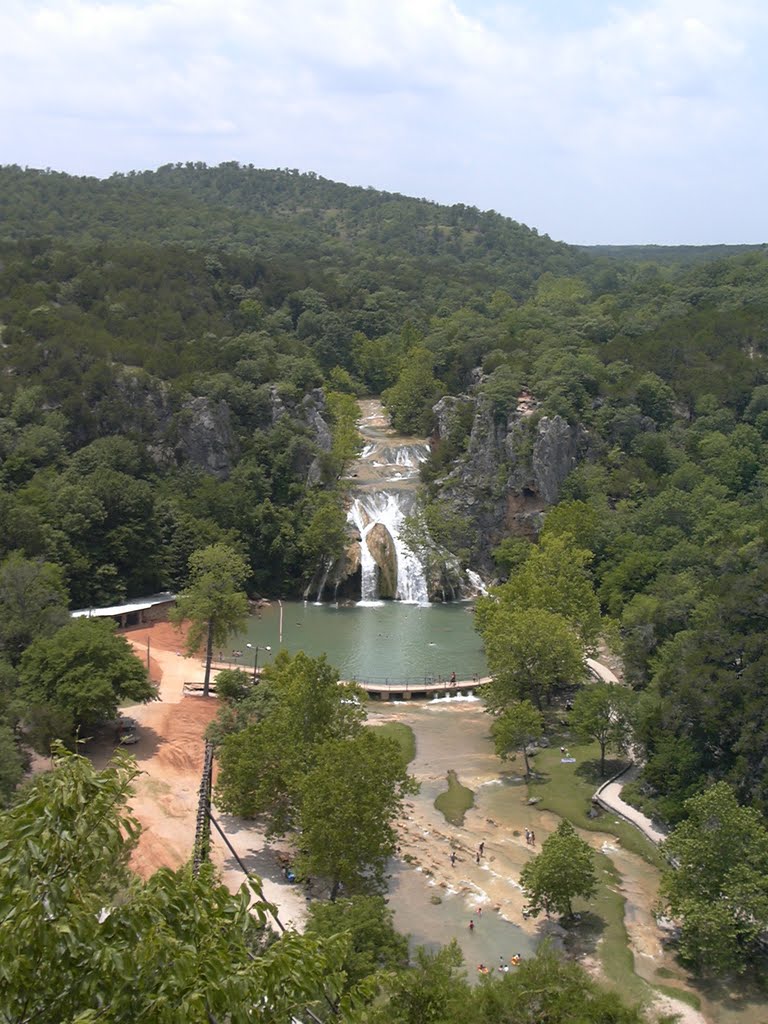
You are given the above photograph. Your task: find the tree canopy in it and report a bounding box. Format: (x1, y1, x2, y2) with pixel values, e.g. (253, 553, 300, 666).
(659, 782, 768, 973)
(0, 745, 353, 1024)
(16, 617, 154, 742)
(171, 543, 250, 695)
(519, 819, 597, 920)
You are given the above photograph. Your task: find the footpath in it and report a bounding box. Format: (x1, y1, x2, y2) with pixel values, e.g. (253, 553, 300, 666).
(593, 763, 668, 846)
(587, 657, 668, 847)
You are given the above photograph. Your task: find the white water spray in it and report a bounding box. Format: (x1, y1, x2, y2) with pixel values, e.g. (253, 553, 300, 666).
(347, 491, 429, 604)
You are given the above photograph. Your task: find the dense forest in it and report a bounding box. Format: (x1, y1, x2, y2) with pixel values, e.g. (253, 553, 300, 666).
(2, 163, 768, 817)
(2, 162, 768, 1012)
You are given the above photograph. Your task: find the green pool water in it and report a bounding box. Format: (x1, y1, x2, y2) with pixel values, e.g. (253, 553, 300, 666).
(228, 600, 487, 683)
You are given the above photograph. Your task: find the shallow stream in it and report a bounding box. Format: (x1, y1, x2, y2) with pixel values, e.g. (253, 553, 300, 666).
(373, 701, 768, 1022)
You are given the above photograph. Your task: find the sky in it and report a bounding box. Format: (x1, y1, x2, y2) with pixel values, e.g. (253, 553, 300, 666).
(1, 0, 766, 245)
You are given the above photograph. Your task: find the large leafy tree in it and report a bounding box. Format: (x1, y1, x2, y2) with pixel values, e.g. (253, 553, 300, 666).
(17, 617, 154, 740)
(490, 699, 543, 777)
(305, 894, 408, 990)
(659, 782, 768, 973)
(0, 723, 26, 805)
(215, 651, 365, 831)
(481, 606, 585, 712)
(484, 534, 602, 650)
(0, 552, 69, 664)
(0, 746, 353, 1024)
(519, 819, 597, 919)
(382, 347, 444, 435)
(171, 542, 250, 696)
(569, 681, 635, 776)
(296, 730, 418, 900)
(470, 946, 646, 1024)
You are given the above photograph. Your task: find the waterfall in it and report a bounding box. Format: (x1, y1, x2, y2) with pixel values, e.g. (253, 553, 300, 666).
(465, 569, 489, 597)
(347, 499, 382, 604)
(314, 558, 333, 603)
(347, 491, 429, 604)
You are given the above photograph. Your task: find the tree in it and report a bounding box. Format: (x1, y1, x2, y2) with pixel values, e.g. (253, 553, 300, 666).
(519, 819, 597, 919)
(17, 617, 154, 739)
(0, 723, 26, 805)
(213, 667, 251, 702)
(480, 606, 586, 712)
(569, 682, 635, 777)
(382, 348, 444, 435)
(371, 942, 469, 1024)
(296, 729, 418, 900)
(491, 700, 543, 777)
(171, 543, 250, 696)
(215, 651, 365, 832)
(472, 945, 647, 1024)
(489, 534, 603, 650)
(0, 745, 353, 1024)
(0, 553, 69, 664)
(305, 894, 408, 989)
(659, 782, 768, 973)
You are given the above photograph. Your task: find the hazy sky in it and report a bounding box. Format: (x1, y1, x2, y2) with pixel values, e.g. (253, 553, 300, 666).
(1, 0, 766, 245)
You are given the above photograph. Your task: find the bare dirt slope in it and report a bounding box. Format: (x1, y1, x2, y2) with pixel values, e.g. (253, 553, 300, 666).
(85, 622, 308, 928)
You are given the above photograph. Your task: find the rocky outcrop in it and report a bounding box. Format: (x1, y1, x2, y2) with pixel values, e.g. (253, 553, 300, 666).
(173, 397, 235, 479)
(366, 524, 398, 599)
(432, 389, 590, 575)
(106, 369, 333, 484)
(268, 386, 332, 485)
(109, 370, 236, 478)
(531, 415, 587, 505)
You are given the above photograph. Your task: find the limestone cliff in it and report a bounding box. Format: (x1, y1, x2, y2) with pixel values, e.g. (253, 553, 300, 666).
(110, 369, 236, 478)
(110, 369, 332, 483)
(432, 388, 590, 575)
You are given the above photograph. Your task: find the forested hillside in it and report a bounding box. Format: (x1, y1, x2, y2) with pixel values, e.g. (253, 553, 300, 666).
(2, 161, 768, 830)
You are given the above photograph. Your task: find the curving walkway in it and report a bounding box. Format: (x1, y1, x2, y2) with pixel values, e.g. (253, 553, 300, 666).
(593, 763, 668, 846)
(587, 654, 668, 847)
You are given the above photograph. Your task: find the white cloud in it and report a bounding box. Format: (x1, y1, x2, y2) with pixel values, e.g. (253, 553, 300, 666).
(0, 0, 766, 242)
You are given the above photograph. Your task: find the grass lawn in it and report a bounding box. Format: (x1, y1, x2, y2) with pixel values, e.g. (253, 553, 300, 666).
(371, 721, 416, 765)
(434, 769, 474, 825)
(527, 735, 664, 868)
(567, 850, 652, 1007)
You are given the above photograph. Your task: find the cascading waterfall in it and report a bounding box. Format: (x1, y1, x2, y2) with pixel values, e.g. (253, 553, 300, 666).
(309, 398, 489, 604)
(348, 491, 429, 604)
(465, 569, 489, 597)
(345, 404, 431, 604)
(314, 558, 333, 603)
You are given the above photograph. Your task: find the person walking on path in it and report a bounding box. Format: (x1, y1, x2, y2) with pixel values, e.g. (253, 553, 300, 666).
(479, 841, 484, 856)
(476, 851, 481, 864)
(530, 830, 535, 846)
(469, 919, 475, 931)
(524, 828, 530, 845)
(450, 851, 457, 866)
